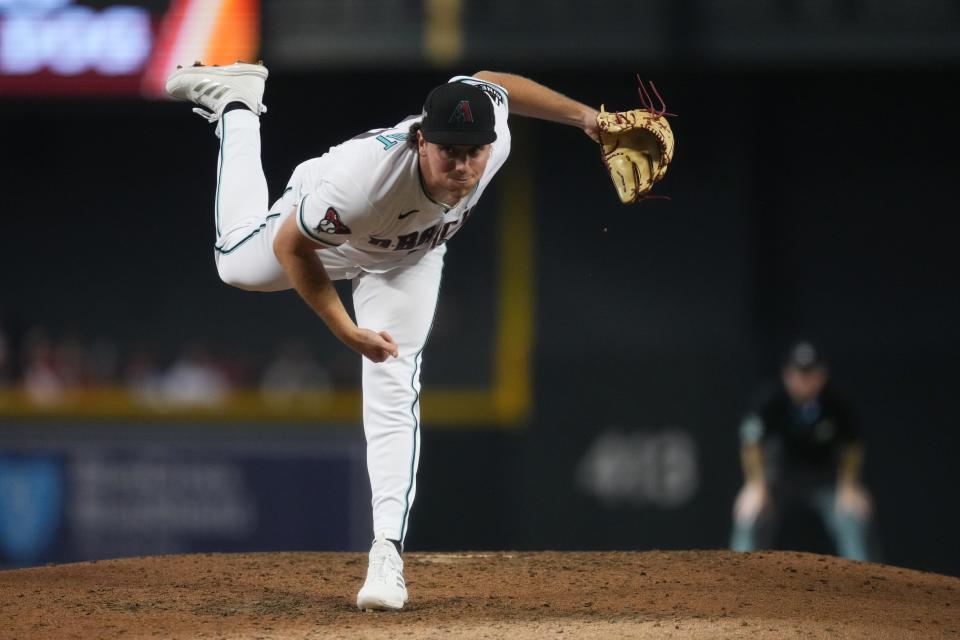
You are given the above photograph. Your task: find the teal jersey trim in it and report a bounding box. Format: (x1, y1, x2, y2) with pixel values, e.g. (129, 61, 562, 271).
(399, 350, 423, 542)
(215, 118, 226, 237)
(398, 276, 442, 543)
(213, 212, 281, 254)
(296, 194, 343, 248)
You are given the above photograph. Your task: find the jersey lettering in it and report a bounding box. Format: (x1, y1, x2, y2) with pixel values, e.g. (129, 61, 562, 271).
(416, 224, 439, 247)
(395, 232, 419, 251)
(433, 220, 458, 247)
(382, 224, 443, 252)
(428, 207, 474, 248)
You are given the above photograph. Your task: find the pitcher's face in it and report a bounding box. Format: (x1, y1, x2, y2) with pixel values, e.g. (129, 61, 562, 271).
(418, 133, 491, 201)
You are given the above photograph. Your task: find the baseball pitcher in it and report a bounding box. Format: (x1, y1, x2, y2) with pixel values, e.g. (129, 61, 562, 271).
(166, 61, 673, 611)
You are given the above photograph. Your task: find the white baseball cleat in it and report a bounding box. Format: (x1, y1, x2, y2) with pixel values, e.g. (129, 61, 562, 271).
(356, 535, 408, 612)
(165, 61, 268, 123)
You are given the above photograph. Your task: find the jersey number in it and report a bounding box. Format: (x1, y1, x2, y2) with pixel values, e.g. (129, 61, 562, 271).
(376, 133, 409, 150)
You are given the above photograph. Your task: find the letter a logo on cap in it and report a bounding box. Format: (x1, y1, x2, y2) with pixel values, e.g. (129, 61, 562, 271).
(448, 100, 474, 124)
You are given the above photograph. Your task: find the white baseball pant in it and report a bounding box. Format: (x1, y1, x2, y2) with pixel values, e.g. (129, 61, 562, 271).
(210, 109, 442, 545)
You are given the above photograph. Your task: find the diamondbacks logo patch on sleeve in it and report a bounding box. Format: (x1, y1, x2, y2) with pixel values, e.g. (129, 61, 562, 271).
(448, 100, 474, 124)
(315, 207, 352, 234)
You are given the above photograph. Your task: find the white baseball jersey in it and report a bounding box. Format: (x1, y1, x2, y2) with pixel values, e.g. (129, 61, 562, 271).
(292, 75, 510, 272)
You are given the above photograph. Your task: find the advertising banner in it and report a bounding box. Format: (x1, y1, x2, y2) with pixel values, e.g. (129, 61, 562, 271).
(0, 427, 369, 567)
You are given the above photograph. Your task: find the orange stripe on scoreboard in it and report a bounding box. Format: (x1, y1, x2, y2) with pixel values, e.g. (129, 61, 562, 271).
(204, 0, 260, 66)
(141, 0, 261, 98)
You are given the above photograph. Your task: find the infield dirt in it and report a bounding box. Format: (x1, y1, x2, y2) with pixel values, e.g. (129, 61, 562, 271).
(1, 550, 957, 639)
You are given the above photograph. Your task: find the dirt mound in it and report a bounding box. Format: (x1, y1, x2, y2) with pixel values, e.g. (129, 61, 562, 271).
(1, 550, 957, 639)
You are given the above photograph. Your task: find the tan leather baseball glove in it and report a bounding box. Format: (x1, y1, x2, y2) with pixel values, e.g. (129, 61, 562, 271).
(597, 79, 675, 204)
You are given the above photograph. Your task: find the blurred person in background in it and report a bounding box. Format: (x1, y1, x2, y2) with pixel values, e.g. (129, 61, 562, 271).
(731, 341, 876, 561)
(260, 340, 331, 404)
(123, 346, 165, 407)
(22, 328, 67, 405)
(160, 345, 231, 407)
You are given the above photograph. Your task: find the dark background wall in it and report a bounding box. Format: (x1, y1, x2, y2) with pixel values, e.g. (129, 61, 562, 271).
(1, 3, 958, 577)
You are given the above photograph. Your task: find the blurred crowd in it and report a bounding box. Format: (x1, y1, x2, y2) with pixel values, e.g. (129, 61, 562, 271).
(0, 314, 342, 409)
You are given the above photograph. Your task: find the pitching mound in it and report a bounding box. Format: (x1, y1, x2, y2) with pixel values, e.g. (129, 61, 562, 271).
(1, 550, 957, 639)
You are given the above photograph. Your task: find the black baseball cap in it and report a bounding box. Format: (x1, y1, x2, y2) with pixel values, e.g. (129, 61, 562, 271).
(420, 82, 497, 146)
(784, 341, 826, 371)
